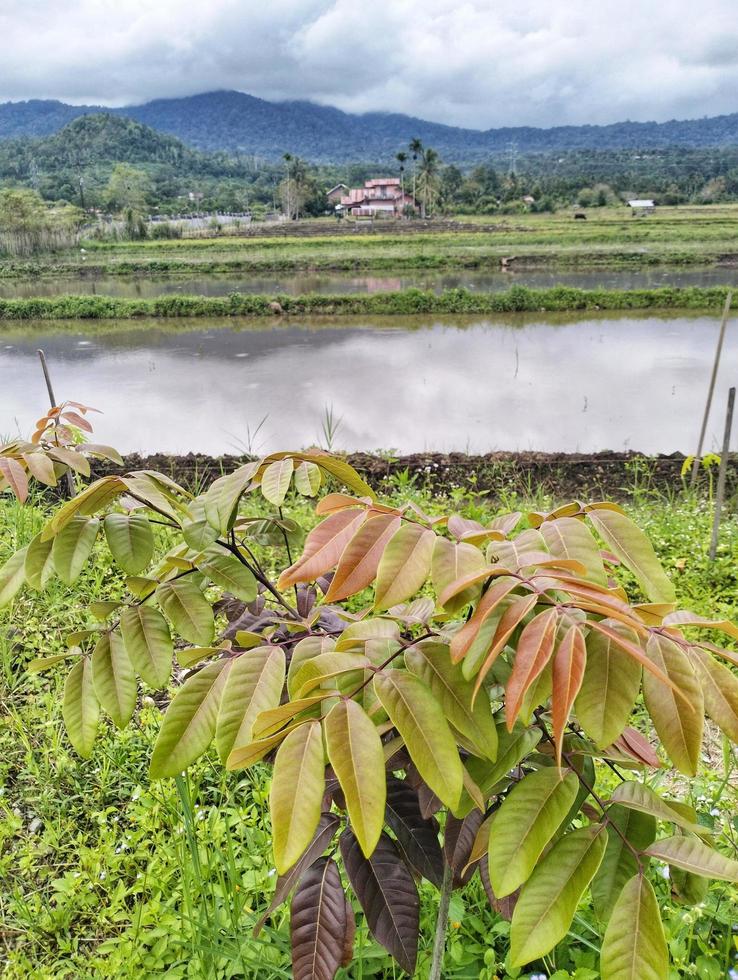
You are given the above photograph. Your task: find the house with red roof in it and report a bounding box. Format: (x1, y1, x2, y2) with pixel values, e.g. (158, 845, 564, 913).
(338, 178, 417, 217)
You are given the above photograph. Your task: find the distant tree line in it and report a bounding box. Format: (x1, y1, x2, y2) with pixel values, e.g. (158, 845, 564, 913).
(4, 114, 738, 252)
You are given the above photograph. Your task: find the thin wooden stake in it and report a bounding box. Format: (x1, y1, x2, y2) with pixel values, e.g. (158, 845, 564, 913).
(37, 348, 75, 497)
(691, 291, 733, 487)
(709, 386, 735, 561)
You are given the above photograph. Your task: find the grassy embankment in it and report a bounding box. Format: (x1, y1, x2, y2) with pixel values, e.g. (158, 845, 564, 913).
(0, 285, 735, 320)
(2, 206, 738, 281)
(2, 474, 737, 978)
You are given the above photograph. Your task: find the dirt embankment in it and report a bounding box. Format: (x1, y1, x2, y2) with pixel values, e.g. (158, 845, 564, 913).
(88, 450, 738, 503)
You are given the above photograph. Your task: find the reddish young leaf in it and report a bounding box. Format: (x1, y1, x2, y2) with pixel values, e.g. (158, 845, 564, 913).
(315, 493, 370, 515)
(0, 457, 28, 502)
(551, 624, 587, 763)
(290, 857, 347, 980)
(278, 509, 366, 588)
(324, 513, 401, 602)
(505, 608, 559, 730)
(340, 829, 419, 976)
(60, 411, 93, 432)
(449, 577, 521, 663)
(472, 593, 540, 700)
(610, 726, 662, 768)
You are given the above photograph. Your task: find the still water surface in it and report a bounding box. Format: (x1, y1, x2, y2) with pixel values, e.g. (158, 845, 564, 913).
(1, 267, 737, 299)
(1, 313, 734, 456)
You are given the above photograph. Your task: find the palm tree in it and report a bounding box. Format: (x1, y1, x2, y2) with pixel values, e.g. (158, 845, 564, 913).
(409, 138, 423, 211)
(282, 153, 293, 219)
(417, 147, 441, 218)
(396, 151, 408, 215)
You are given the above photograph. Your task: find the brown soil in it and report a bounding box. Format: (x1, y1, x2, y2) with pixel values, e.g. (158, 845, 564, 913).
(88, 450, 737, 503)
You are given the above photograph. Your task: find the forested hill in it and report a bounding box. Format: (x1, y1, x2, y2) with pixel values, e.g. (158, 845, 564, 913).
(1, 90, 738, 162)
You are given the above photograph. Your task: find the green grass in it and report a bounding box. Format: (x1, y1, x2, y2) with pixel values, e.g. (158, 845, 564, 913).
(3, 205, 738, 281)
(1, 479, 737, 978)
(0, 284, 735, 321)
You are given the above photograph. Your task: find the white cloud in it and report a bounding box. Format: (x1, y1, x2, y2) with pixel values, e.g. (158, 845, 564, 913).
(0, 0, 736, 127)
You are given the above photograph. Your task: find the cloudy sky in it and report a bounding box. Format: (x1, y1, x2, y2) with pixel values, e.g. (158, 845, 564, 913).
(1, 0, 737, 129)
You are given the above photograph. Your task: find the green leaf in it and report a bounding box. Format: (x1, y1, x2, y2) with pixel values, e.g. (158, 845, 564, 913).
(149, 660, 229, 778)
(645, 835, 738, 881)
(292, 651, 369, 698)
(270, 721, 326, 873)
(51, 516, 99, 584)
(510, 825, 607, 967)
(182, 499, 219, 551)
(0, 547, 28, 607)
(325, 699, 386, 857)
(405, 640, 498, 761)
(466, 723, 542, 797)
(374, 669, 463, 809)
(91, 632, 137, 729)
(103, 513, 154, 574)
(89, 600, 124, 620)
(609, 782, 707, 836)
(203, 462, 258, 533)
(27, 652, 80, 674)
(24, 533, 56, 590)
(690, 646, 738, 743)
(576, 625, 642, 747)
(156, 578, 214, 645)
(643, 633, 703, 776)
(261, 458, 294, 506)
(120, 605, 173, 688)
(600, 875, 668, 980)
(307, 453, 375, 500)
(215, 647, 286, 762)
(63, 658, 100, 758)
(488, 767, 579, 897)
(373, 523, 435, 611)
(592, 806, 656, 921)
(196, 547, 257, 602)
(586, 508, 675, 603)
(293, 460, 321, 497)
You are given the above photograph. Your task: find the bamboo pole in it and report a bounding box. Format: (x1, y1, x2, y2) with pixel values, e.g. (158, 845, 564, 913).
(37, 348, 75, 497)
(690, 291, 733, 487)
(709, 386, 735, 560)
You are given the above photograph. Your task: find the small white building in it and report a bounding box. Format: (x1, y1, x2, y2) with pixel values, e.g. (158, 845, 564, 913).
(627, 199, 655, 215)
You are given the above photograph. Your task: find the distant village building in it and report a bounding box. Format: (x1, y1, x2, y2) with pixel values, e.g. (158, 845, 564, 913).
(339, 177, 418, 217)
(326, 183, 348, 204)
(522, 195, 535, 206)
(627, 199, 655, 215)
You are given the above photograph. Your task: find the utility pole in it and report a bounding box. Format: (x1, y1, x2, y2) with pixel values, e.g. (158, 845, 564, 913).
(507, 140, 518, 176)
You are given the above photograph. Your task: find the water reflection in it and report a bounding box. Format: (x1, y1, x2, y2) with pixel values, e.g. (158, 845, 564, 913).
(1, 314, 734, 455)
(1, 267, 737, 299)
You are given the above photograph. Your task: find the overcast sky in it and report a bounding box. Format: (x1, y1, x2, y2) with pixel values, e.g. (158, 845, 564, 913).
(1, 0, 737, 129)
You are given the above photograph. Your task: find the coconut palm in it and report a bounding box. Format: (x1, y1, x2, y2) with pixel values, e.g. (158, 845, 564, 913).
(409, 138, 423, 210)
(417, 146, 441, 218)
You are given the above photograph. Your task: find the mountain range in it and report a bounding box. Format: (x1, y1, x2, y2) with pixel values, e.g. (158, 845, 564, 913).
(1, 90, 738, 163)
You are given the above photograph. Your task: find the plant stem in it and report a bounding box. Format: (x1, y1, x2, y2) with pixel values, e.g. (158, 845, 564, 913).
(429, 862, 453, 980)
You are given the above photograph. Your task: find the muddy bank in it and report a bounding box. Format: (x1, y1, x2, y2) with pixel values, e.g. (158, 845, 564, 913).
(88, 450, 737, 503)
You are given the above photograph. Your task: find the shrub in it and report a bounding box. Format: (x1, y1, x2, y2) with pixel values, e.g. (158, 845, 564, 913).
(2, 450, 738, 978)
